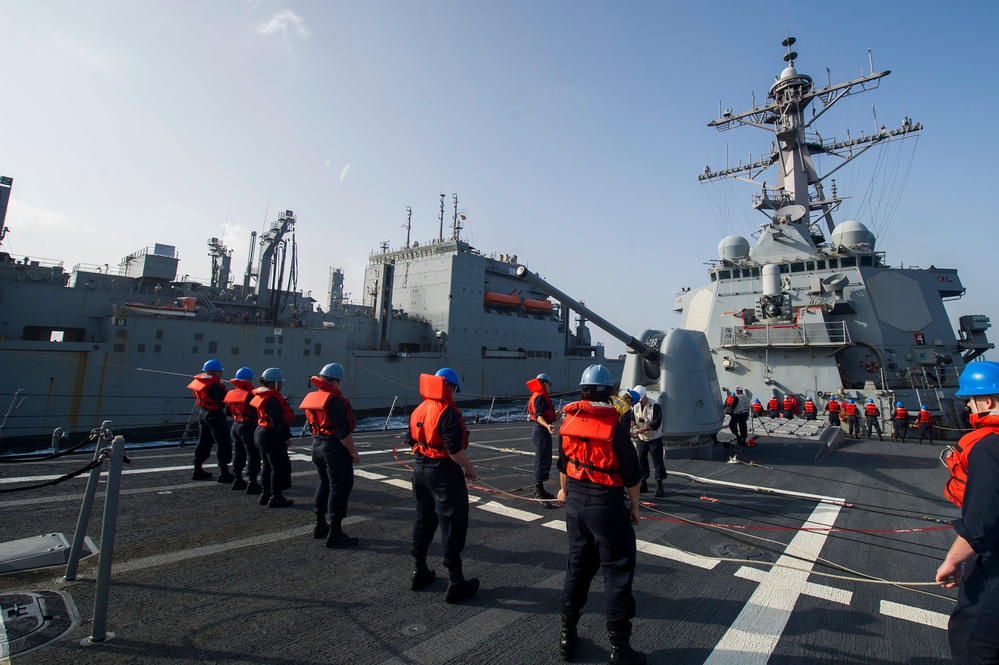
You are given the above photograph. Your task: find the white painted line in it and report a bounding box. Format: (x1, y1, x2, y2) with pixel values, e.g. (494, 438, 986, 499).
(471, 443, 533, 457)
(289, 453, 312, 462)
(636, 539, 718, 570)
(477, 500, 543, 522)
(734, 567, 852, 605)
(880, 600, 949, 630)
(668, 470, 845, 504)
(359, 448, 404, 456)
(354, 469, 388, 480)
(543, 520, 567, 531)
(382, 478, 412, 490)
(704, 501, 843, 665)
(467, 494, 481, 504)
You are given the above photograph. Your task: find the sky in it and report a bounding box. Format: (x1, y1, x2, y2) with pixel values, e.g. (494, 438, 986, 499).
(1, 1, 997, 357)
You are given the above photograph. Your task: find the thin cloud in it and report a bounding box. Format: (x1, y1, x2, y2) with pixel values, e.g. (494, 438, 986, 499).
(253, 9, 310, 51)
(8, 199, 72, 229)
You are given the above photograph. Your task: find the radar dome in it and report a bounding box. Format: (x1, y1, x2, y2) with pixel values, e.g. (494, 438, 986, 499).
(718, 235, 751, 262)
(830, 220, 875, 250)
(779, 65, 798, 81)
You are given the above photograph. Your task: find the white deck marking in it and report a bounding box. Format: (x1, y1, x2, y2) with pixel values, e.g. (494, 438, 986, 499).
(467, 494, 481, 503)
(735, 566, 852, 605)
(471, 442, 533, 456)
(669, 470, 846, 504)
(382, 478, 411, 490)
(880, 600, 949, 629)
(354, 469, 388, 480)
(543, 519, 717, 569)
(477, 500, 543, 522)
(288, 453, 312, 462)
(543, 520, 566, 531)
(704, 501, 843, 664)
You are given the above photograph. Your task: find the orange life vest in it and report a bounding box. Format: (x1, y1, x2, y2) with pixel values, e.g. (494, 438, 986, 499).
(751, 402, 764, 414)
(527, 377, 557, 423)
(250, 387, 295, 428)
(827, 400, 840, 413)
(864, 403, 879, 417)
(783, 396, 794, 411)
(299, 376, 356, 438)
(188, 373, 226, 410)
(560, 401, 623, 487)
(895, 407, 909, 420)
(804, 401, 817, 414)
(919, 410, 933, 424)
(767, 398, 779, 411)
(944, 413, 999, 507)
(409, 374, 469, 458)
(844, 403, 859, 417)
(224, 378, 256, 422)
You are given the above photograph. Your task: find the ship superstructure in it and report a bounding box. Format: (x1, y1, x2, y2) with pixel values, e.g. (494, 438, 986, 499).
(674, 38, 992, 433)
(0, 188, 615, 448)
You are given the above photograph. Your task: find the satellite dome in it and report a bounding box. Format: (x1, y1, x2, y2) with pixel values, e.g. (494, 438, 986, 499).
(779, 65, 799, 81)
(718, 235, 751, 262)
(830, 220, 875, 250)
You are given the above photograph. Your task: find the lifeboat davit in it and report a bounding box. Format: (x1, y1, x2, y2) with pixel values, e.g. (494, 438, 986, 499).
(523, 298, 553, 312)
(484, 292, 521, 307)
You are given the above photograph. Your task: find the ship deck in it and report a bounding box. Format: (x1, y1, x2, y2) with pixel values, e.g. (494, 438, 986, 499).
(0, 420, 958, 664)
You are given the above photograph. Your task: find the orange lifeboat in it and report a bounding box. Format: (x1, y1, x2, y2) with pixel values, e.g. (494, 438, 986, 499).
(523, 298, 553, 312)
(484, 292, 522, 307)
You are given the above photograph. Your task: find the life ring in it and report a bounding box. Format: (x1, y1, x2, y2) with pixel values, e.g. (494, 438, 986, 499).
(865, 361, 880, 373)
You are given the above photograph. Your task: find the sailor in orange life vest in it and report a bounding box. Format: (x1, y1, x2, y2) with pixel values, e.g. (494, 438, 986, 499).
(825, 396, 841, 427)
(556, 364, 646, 665)
(528, 373, 559, 503)
(864, 398, 884, 441)
(223, 367, 260, 493)
(250, 367, 296, 508)
(844, 399, 861, 438)
(917, 405, 935, 444)
(782, 394, 795, 420)
(802, 397, 817, 421)
(893, 402, 909, 442)
(936, 361, 999, 663)
(300, 363, 361, 548)
(408, 368, 480, 604)
(187, 359, 235, 482)
(767, 396, 780, 419)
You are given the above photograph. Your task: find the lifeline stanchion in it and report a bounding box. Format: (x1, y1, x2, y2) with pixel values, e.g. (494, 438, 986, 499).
(485, 397, 496, 423)
(64, 421, 115, 582)
(383, 396, 399, 431)
(88, 432, 127, 644)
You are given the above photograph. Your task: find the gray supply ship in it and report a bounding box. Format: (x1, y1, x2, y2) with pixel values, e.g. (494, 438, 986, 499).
(673, 37, 992, 437)
(0, 189, 618, 450)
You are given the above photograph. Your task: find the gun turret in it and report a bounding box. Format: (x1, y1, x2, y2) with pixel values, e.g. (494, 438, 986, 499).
(515, 265, 723, 454)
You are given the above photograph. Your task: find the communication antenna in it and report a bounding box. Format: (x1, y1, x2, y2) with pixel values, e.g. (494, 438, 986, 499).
(405, 206, 412, 248)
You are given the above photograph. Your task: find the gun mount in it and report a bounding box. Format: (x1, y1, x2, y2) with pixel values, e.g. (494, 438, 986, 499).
(515, 266, 723, 458)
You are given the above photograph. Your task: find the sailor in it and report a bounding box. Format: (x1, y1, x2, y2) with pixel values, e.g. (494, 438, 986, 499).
(250, 367, 295, 508)
(893, 402, 909, 442)
(825, 396, 841, 427)
(408, 368, 480, 603)
(844, 399, 861, 438)
(527, 373, 559, 504)
(751, 397, 764, 418)
(611, 389, 637, 433)
(223, 366, 260, 492)
(918, 405, 934, 444)
(300, 363, 361, 548)
(782, 394, 795, 420)
(187, 359, 235, 482)
(727, 386, 750, 447)
(556, 364, 645, 665)
(864, 398, 884, 441)
(802, 397, 817, 421)
(633, 385, 666, 497)
(767, 396, 780, 419)
(936, 362, 999, 662)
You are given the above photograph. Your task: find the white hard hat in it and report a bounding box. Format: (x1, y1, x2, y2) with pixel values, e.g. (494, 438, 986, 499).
(735, 385, 743, 391)
(632, 386, 647, 401)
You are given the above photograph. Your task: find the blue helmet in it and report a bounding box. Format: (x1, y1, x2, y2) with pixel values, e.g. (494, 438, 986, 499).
(202, 359, 224, 372)
(896, 401, 904, 407)
(580, 364, 613, 387)
(261, 367, 285, 383)
(753, 398, 761, 403)
(848, 399, 855, 404)
(627, 390, 640, 404)
(234, 367, 254, 381)
(435, 367, 460, 392)
(320, 363, 346, 381)
(956, 361, 999, 397)
(920, 404, 928, 410)
(536, 373, 552, 384)
(866, 398, 874, 403)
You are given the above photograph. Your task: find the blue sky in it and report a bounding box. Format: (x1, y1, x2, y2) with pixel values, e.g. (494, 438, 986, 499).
(2, 1, 997, 355)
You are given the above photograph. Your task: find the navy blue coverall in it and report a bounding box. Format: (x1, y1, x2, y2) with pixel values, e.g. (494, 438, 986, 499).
(194, 381, 232, 469)
(312, 397, 356, 524)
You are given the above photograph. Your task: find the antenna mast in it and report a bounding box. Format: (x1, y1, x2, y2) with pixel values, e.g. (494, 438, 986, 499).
(438, 194, 445, 242)
(405, 206, 412, 248)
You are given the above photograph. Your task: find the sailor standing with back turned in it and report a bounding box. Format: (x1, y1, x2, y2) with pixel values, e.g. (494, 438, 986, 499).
(187, 359, 235, 483)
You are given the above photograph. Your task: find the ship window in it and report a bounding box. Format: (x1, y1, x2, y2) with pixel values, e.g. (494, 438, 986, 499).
(790, 262, 805, 273)
(156, 330, 164, 339)
(194, 333, 204, 341)
(314, 343, 321, 355)
(816, 260, 826, 270)
(192, 346, 199, 354)
(742, 269, 752, 278)
(304, 349, 310, 356)
(778, 265, 789, 273)
(138, 344, 145, 353)
(278, 337, 284, 344)
(841, 257, 857, 267)
(806, 261, 815, 270)
(264, 349, 274, 355)
(208, 342, 217, 353)
(265, 336, 275, 344)
(277, 349, 282, 355)
(154, 344, 161, 353)
(718, 270, 731, 280)
(751, 268, 760, 277)
(114, 343, 125, 352)
(859, 256, 873, 267)
(828, 259, 839, 268)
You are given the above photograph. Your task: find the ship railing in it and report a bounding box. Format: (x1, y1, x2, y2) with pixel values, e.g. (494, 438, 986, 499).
(720, 321, 851, 348)
(13, 256, 65, 269)
(904, 365, 960, 390)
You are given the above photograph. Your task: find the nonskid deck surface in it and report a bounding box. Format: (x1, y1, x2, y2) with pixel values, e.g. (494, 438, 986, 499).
(0, 421, 957, 664)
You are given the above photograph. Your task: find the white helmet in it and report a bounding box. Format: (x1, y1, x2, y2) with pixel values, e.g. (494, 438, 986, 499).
(632, 386, 647, 401)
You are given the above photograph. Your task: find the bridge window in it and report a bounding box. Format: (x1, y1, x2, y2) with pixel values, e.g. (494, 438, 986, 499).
(719, 270, 731, 280)
(816, 260, 826, 270)
(806, 261, 815, 270)
(829, 259, 839, 269)
(841, 257, 857, 267)
(790, 262, 805, 273)
(859, 256, 873, 267)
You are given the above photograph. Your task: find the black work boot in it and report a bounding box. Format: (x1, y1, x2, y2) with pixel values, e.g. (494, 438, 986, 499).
(444, 567, 479, 604)
(313, 513, 330, 539)
(231, 469, 248, 491)
(245, 478, 262, 495)
(639, 481, 649, 493)
(259, 493, 272, 506)
(268, 494, 293, 508)
(653, 481, 665, 498)
(535, 482, 556, 501)
(217, 464, 235, 484)
(559, 607, 580, 661)
(411, 563, 436, 591)
(607, 620, 645, 665)
(192, 463, 212, 481)
(325, 518, 358, 548)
